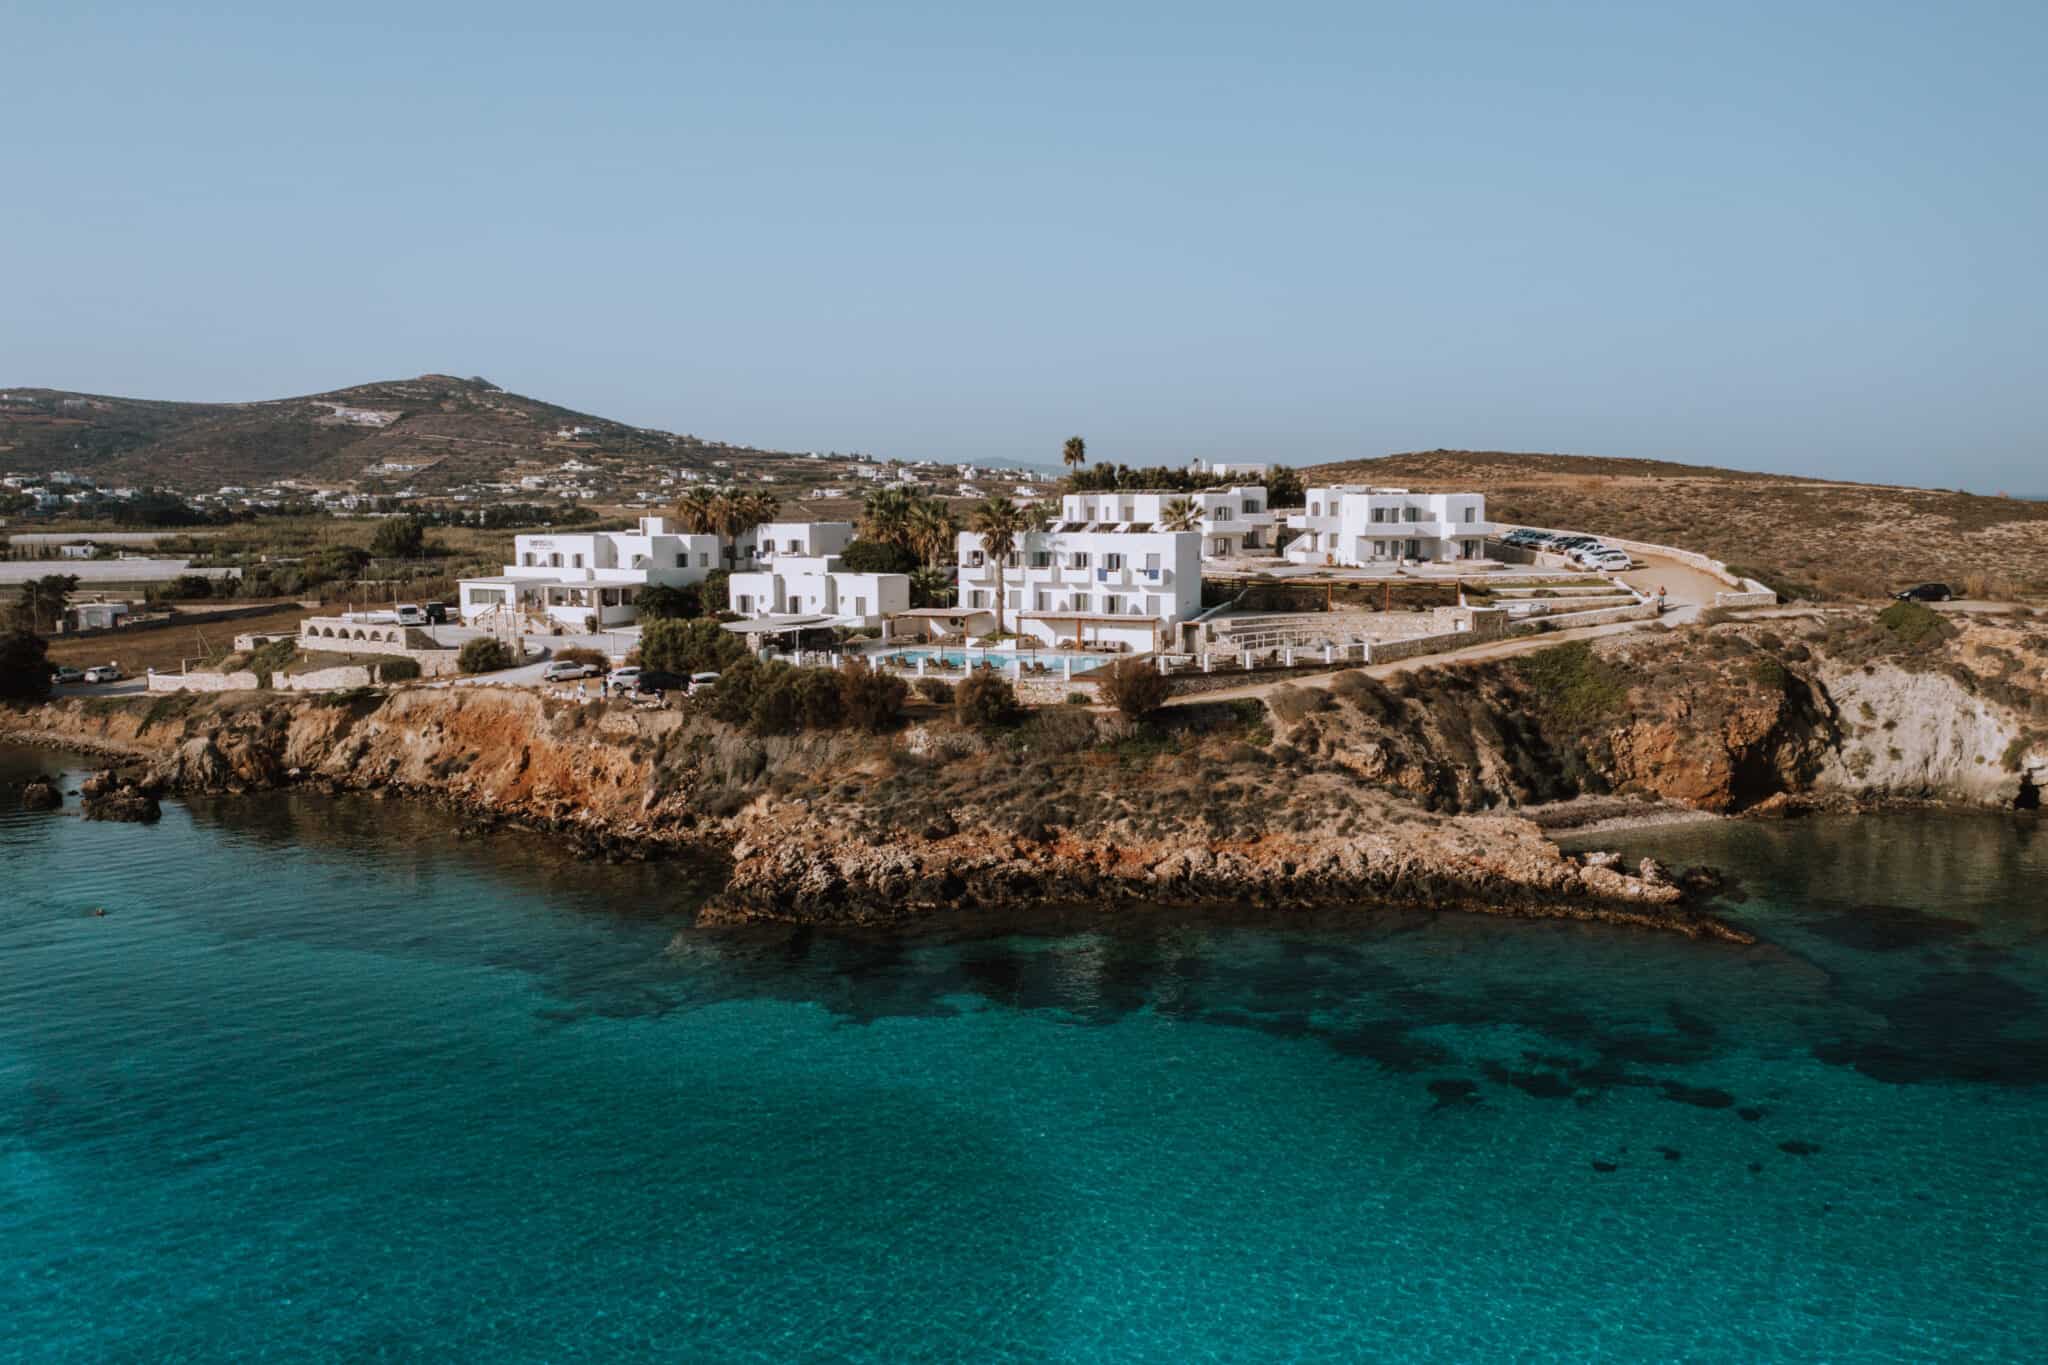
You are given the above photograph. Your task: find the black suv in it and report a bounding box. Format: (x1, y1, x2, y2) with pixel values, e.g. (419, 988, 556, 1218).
(1893, 583, 1953, 602)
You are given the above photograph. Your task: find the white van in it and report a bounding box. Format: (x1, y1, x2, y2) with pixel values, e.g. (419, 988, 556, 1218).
(394, 603, 426, 627)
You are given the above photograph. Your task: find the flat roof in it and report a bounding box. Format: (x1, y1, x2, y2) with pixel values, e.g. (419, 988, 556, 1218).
(1018, 611, 1163, 624)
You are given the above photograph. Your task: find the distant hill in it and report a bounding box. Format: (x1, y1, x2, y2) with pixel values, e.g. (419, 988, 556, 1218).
(0, 374, 790, 491)
(1308, 449, 2048, 601)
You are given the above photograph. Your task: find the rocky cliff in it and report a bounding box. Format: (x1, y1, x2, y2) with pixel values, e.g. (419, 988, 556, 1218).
(7, 605, 2039, 936)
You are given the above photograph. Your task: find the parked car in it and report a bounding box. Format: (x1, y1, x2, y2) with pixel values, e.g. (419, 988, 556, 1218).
(424, 602, 450, 625)
(687, 672, 721, 695)
(1589, 550, 1635, 570)
(631, 670, 686, 697)
(541, 659, 600, 682)
(50, 665, 85, 685)
(1568, 545, 1612, 566)
(1894, 583, 1953, 602)
(394, 603, 426, 627)
(82, 664, 123, 684)
(606, 666, 642, 689)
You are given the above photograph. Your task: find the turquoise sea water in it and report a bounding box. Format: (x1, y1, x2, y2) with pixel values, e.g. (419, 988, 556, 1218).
(3, 746, 2046, 1362)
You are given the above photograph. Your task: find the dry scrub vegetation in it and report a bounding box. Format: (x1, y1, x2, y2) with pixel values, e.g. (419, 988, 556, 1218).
(1308, 450, 2048, 601)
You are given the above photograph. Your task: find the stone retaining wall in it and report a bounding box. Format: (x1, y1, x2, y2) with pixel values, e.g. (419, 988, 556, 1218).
(296, 616, 463, 676)
(1508, 601, 1661, 633)
(147, 662, 391, 694)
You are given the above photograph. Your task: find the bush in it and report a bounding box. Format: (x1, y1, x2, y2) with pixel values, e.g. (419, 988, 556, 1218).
(701, 569, 731, 614)
(376, 657, 421, 682)
(1097, 657, 1171, 719)
(1266, 682, 1332, 725)
(458, 637, 513, 674)
(1064, 691, 1091, 706)
(0, 629, 52, 701)
(1877, 600, 1947, 647)
(838, 659, 907, 732)
(640, 617, 748, 675)
(955, 670, 1021, 728)
(1750, 657, 1791, 692)
(913, 677, 956, 704)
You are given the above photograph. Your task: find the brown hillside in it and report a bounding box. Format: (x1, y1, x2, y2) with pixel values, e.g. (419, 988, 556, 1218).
(1309, 450, 2048, 601)
(0, 374, 787, 491)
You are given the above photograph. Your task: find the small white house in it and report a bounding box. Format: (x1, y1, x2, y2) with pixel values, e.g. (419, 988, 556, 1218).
(1055, 486, 1273, 560)
(727, 557, 910, 629)
(733, 520, 854, 566)
(956, 525, 1202, 652)
(1285, 487, 1491, 566)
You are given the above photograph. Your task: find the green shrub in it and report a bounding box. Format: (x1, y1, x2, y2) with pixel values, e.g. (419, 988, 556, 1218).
(1750, 657, 1791, 692)
(1266, 682, 1332, 725)
(955, 670, 1021, 728)
(370, 517, 426, 559)
(458, 637, 513, 674)
(1064, 691, 1091, 706)
(640, 617, 748, 675)
(913, 677, 955, 704)
(1096, 657, 1171, 719)
(837, 539, 919, 574)
(376, 657, 421, 682)
(1514, 641, 1627, 730)
(634, 583, 701, 621)
(1877, 600, 1947, 647)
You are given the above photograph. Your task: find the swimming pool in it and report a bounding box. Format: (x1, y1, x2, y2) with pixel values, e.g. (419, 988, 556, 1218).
(876, 648, 1117, 673)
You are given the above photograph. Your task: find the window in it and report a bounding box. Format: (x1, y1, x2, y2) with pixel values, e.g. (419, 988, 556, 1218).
(1144, 552, 1161, 573)
(1031, 551, 1052, 568)
(1146, 594, 1163, 616)
(1212, 506, 1231, 521)
(1462, 507, 1476, 523)
(1371, 507, 1387, 524)
(1310, 502, 1323, 516)
(1242, 499, 1261, 514)
(698, 552, 710, 567)
(1404, 507, 1421, 523)
(1069, 552, 1092, 569)
(1070, 593, 1091, 612)
(1104, 595, 1122, 614)
(1103, 553, 1124, 571)
(737, 594, 755, 613)
(1035, 591, 1050, 611)
(572, 553, 585, 568)
(787, 538, 800, 553)
(1007, 590, 1022, 609)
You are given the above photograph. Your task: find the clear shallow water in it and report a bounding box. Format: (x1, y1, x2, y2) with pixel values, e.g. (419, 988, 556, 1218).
(3, 748, 2046, 1362)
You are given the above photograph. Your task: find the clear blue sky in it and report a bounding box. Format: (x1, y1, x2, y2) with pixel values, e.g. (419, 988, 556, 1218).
(7, 1, 2044, 488)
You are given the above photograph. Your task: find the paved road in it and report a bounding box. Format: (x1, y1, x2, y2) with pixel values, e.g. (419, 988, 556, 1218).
(51, 677, 148, 698)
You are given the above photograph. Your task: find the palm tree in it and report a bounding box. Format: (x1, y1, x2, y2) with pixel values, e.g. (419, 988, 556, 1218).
(907, 499, 958, 568)
(674, 487, 715, 534)
(909, 565, 956, 609)
(1062, 435, 1087, 474)
(860, 486, 917, 552)
(1159, 497, 1201, 532)
(967, 496, 1033, 640)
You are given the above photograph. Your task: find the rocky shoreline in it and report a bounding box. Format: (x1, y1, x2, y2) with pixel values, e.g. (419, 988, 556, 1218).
(8, 610, 2039, 942)
(2, 691, 1749, 942)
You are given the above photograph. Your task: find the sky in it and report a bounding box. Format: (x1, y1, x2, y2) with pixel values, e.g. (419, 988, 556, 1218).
(5, 1, 2044, 489)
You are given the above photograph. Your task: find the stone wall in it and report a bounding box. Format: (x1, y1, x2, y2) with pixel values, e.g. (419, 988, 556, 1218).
(1507, 601, 1661, 634)
(296, 616, 463, 676)
(147, 662, 387, 694)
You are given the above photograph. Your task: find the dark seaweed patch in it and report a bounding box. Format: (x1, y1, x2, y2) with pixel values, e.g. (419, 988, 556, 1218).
(1804, 903, 1977, 953)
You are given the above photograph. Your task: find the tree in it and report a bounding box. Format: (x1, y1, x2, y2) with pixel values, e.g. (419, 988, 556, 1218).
(860, 486, 918, 552)
(1098, 657, 1172, 719)
(967, 496, 1034, 639)
(1267, 465, 1306, 508)
(635, 583, 700, 621)
(909, 565, 956, 608)
(0, 629, 52, 701)
(839, 538, 919, 574)
(639, 617, 748, 675)
(1159, 497, 1201, 532)
(370, 516, 426, 558)
(10, 574, 77, 633)
(906, 498, 959, 567)
(674, 487, 716, 533)
(1062, 435, 1087, 474)
(701, 569, 732, 616)
(458, 637, 513, 674)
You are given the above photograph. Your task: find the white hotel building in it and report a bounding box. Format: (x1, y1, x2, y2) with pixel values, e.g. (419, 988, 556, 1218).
(1056, 486, 1274, 560)
(727, 523, 909, 630)
(1285, 487, 1491, 567)
(957, 524, 1202, 653)
(458, 516, 722, 629)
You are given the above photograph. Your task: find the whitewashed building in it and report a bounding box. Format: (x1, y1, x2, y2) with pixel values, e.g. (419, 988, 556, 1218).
(727, 557, 909, 628)
(1285, 487, 1491, 566)
(1189, 457, 1270, 480)
(956, 525, 1202, 652)
(1056, 486, 1273, 560)
(457, 515, 723, 629)
(733, 520, 854, 566)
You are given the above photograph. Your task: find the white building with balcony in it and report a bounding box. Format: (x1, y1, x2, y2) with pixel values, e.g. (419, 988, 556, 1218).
(457, 515, 723, 629)
(956, 525, 1202, 652)
(1285, 487, 1491, 566)
(1056, 486, 1273, 560)
(727, 557, 909, 629)
(733, 520, 854, 566)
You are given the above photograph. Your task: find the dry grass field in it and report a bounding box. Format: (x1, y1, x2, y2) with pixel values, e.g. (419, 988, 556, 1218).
(1308, 450, 2048, 601)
